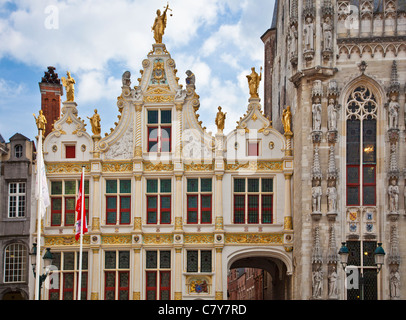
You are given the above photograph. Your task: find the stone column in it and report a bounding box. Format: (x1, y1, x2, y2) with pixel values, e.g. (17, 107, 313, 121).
(132, 249, 141, 300)
(215, 174, 224, 231)
(284, 173, 293, 230)
(174, 175, 183, 230)
(215, 247, 223, 300)
(90, 248, 100, 300)
(91, 175, 101, 232)
(133, 175, 142, 231)
(134, 103, 143, 158)
(174, 248, 183, 300)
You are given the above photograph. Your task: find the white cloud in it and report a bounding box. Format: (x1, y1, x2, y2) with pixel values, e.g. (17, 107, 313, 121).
(0, 78, 24, 96)
(0, 0, 275, 141)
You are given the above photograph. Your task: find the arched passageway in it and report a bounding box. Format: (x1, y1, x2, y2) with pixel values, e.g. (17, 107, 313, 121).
(226, 249, 293, 300)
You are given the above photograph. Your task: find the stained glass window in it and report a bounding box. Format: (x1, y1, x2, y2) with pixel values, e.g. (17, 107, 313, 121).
(48, 251, 88, 300)
(200, 251, 212, 273)
(186, 178, 212, 224)
(65, 181, 76, 194)
(145, 250, 171, 300)
(146, 179, 171, 224)
(160, 251, 171, 269)
(233, 178, 274, 224)
(346, 86, 377, 206)
(146, 251, 158, 269)
(187, 251, 198, 272)
(346, 241, 378, 300)
(104, 250, 130, 300)
(147, 109, 172, 152)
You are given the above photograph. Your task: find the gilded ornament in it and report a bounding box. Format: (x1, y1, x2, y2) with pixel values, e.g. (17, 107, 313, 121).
(33, 110, 47, 134)
(101, 234, 132, 245)
(46, 162, 90, 174)
(144, 161, 173, 171)
(215, 106, 227, 132)
(184, 162, 214, 171)
(143, 234, 173, 244)
(225, 161, 283, 172)
(102, 162, 133, 172)
(282, 106, 293, 135)
(225, 233, 283, 244)
(184, 234, 214, 244)
(44, 235, 90, 246)
(151, 3, 172, 44)
(61, 71, 76, 102)
(87, 109, 101, 136)
(284, 217, 293, 230)
(215, 217, 224, 230)
(246, 67, 262, 99)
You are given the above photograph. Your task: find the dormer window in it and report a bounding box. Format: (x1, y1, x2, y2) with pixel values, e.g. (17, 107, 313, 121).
(147, 109, 172, 152)
(14, 144, 23, 158)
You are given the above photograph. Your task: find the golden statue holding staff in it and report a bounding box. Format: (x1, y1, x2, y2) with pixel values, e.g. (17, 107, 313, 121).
(246, 67, 262, 98)
(33, 110, 47, 134)
(152, 2, 172, 44)
(87, 109, 101, 136)
(61, 71, 76, 102)
(215, 106, 227, 132)
(282, 106, 292, 134)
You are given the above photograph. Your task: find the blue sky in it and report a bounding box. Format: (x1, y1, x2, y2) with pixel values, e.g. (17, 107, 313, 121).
(0, 0, 275, 143)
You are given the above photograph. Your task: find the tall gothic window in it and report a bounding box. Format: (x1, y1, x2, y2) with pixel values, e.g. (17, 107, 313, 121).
(346, 86, 377, 207)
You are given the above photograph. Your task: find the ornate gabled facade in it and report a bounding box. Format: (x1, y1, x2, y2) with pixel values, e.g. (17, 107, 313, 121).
(264, 0, 406, 299)
(31, 32, 294, 299)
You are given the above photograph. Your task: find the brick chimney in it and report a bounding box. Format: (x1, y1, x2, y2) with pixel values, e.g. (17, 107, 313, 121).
(39, 66, 63, 137)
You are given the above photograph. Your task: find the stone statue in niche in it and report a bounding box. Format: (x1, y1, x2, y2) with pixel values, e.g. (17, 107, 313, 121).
(388, 93, 399, 129)
(328, 266, 338, 298)
(388, 178, 399, 212)
(327, 180, 337, 213)
(289, 24, 298, 62)
(312, 266, 323, 299)
(312, 179, 322, 213)
(312, 97, 322, 131)
(304, 16, 314, 52)
(390, 266, 401, 299)
(327, 98, 338, 131)
(323, 16, 333, 52)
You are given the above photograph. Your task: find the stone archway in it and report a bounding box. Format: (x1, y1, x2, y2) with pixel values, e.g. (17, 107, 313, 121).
(2, 290, 26, 300)
(227, 248, 293, 300)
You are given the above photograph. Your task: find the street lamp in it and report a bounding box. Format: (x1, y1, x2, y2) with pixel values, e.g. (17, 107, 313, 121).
(374, 243, 385, 273)
(338, 242, 386, 300)
(30, 244, 54, 300)
(338, 242, 349, 270)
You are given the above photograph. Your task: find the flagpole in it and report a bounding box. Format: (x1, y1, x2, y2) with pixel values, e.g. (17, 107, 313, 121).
(77, 166, 85, 300)
(35, 130, 43, 300)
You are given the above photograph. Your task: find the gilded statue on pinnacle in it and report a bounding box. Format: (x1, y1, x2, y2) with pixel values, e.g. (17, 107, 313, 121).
(33, 110, 47, 134)
(152, 3, 172, 44)
(87, 109, 101, 136)
(61, 71, 76, 102)
(246, 67, 262, 99)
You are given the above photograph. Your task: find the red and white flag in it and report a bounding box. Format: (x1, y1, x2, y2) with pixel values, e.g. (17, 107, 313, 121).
(75, 170, 88, 241)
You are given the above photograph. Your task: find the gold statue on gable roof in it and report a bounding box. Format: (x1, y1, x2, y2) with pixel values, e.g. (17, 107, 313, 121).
(61, 71, 76, 102)
(246, 67, 262, 99)
(152, 3, 172, 44)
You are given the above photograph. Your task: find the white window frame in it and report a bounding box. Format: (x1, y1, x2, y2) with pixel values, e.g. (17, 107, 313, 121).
(8, 182, 26, 218)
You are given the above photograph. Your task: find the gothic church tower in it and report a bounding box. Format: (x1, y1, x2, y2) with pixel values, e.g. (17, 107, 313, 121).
(264, 0, 406, 300)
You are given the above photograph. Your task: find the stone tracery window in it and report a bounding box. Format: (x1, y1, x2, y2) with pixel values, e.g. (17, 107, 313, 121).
(346, 85, 377, 206)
